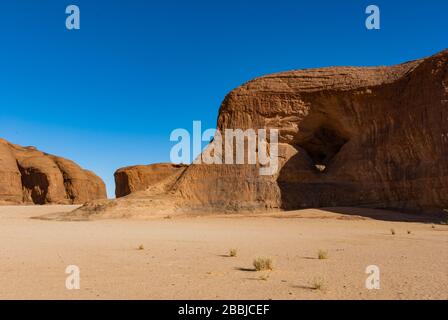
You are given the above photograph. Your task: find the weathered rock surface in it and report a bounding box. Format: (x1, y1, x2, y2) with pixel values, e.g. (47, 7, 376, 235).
(65, 49, 448, 219)
(114, 163, 187, 198)
(0, 138, 106, 205)
(0, 141, 22, 203)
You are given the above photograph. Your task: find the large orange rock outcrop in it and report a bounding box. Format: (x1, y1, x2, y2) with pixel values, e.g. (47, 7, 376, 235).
(0, 138, 107, 205)
(70, 49, 448, 218)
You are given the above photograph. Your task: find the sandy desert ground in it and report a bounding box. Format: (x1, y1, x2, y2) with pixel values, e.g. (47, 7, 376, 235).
(0, 205, 447, 300)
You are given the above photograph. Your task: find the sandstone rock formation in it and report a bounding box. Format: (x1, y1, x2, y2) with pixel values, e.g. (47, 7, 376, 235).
(0, 138, 107, 205)
(115, 163, 187, 198)
(67, 49, 448, 219)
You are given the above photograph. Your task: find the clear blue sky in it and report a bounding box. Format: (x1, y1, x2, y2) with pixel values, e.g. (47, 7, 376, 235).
(0, 0, 446, 198)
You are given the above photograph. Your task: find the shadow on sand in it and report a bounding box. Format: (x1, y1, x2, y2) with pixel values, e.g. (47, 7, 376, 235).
(320, 207, 446, 224)
(234, 267, 256, 272)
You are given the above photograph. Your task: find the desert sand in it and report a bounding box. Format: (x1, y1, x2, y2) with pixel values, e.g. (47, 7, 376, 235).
(0, 205, 446, 300)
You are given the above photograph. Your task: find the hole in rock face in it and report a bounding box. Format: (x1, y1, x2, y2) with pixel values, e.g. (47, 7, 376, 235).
(299, 126, 348, 171)
(277, 119, 352, 210)
(314, 164, 326, 172)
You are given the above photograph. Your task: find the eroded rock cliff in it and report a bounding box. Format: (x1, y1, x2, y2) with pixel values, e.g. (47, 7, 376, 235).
(0, 139, 107, 205)
(68, 49, 448, 219)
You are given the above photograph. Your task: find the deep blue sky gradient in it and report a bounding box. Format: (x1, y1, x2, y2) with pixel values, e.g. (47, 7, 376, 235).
(0, 0, 446, 197)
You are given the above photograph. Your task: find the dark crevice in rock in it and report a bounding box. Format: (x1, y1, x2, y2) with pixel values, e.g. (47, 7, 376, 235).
(277, 120, 352, 210)
(298, 125, 349, 172)
(17, 162, 49, 205)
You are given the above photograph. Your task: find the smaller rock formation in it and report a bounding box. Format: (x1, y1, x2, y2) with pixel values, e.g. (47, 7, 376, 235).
(114, 163, 187, 198)
(0, 138, 107, 205)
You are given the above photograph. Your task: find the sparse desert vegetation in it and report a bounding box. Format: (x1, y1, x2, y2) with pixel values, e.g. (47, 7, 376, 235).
(310, 277, 326, 291)
(390, 228, 396, 235)
(229, 248, 237, 257)
(253, 257, 273, 271)
(318, 249, 328, 260)
(137, 244, 144, 250)
(259, 273, 271, 281)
